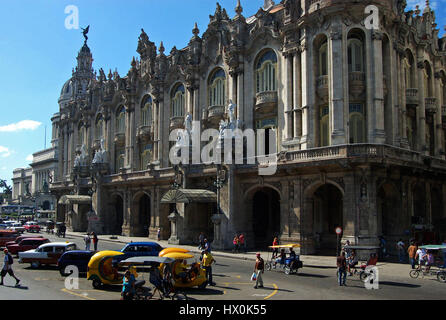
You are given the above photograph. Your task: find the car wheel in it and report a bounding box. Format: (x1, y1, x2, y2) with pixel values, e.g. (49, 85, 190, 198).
(59, 266, 70, 277)
(92, 279, 102, 289)
(284, 266, 291, 275)
(31, 261, 40, 269)
(437, 272, 446, 283)
(265, 263, 272, 271)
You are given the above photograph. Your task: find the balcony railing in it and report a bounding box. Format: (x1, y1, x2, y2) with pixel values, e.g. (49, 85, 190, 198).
(169, 116, 184, 130)
(136, 124, 154, 142)
(208, 105, 225, 120)
(425, 97, 437, 114)
(406, 88, 419, 106)
(255, 91, 278, 109)
(316, 75, 329, 101)
(348, 72, 365, 98)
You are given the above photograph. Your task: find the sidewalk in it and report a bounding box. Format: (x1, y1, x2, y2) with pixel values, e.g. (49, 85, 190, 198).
(63, 231, 412, 273)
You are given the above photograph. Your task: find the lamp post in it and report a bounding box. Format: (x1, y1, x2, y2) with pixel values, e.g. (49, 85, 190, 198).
(213, 164, 226, 215)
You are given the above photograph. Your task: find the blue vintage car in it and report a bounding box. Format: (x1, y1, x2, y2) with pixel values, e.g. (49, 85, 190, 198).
(120, 242, 163, 258)
(58, 250, 96, 276)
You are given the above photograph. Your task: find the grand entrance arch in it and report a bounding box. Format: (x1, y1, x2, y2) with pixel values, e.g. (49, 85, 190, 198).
(377, 182, 401, 239)
(305, 183, 343, 255)
(246, 187, 281, 248)
(131, 192, 151, 237)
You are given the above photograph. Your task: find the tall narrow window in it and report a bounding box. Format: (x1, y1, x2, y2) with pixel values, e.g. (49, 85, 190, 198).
(320, 106, 329, 147)
(78, 123, 84, 146)
(348, 39, 363, 73)
(349, 104, 365, 143)
(255, 50, 278, 93)
(96, 115, 104, 140)
(319, 43, 328, 76)
(116, 106, 126, 134)
(171, 84, 185, 118)
(141, 96, 153, 126)
(115, 149, 125, 172)
(208, 69, 226, 107)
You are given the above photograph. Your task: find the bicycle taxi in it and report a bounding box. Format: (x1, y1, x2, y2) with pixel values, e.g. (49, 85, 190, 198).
(160, 252, 208, 289)
(409, 244, 446, 282)
(265, 243, 303, 275)
(342, 245, 380, 281)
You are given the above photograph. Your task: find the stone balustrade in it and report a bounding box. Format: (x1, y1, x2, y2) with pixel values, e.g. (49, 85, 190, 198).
(255, 91, 278, 109)
(207, 105, 225, 120)
(406, 88, 419, 106)
(425, 97, 437, 114)
(316, 75, 329, 101)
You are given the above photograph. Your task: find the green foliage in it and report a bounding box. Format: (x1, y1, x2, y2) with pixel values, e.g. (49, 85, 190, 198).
(0, 179, 12, 195)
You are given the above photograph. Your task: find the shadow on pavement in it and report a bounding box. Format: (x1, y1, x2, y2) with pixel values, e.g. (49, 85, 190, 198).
(184, 288, 225, 296)
(379, 281, 420, 288)
(24, 266, 59, 271)
(296, 273, 330, 278)
(304, 265, 337, 269)
(213, 274, 230, 278)
(1, 284, 29, 290)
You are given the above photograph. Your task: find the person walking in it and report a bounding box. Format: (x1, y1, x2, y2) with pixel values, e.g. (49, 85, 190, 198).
(407, 241, 418, 270)
(157, 228, 161, 242)
(272, 237, 279, 258)
(84, 233, 91, 251)
(201, 250, 216, 286)
(0, 249, 20, 286)
(91, 232, 98, 251)
(254, 253, 264, 289)
(396, 239, 406, 262)
(336, 251, 347, 286)
(198, 232, 205, 250)
(203, 238, 211, 253)
(232, 235, 240, 253)
(239, 233, 246, 253)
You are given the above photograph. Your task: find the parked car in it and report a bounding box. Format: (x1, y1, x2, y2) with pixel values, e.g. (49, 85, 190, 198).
(7, 238, 50, 255)
(5, 234, 44, 247)
(7, 222, 25, 234)
(18, 242, 78, 268)
(24, 221, 41, 233)
(58, 250, 95, 276)
(119, 242, 163, 259)
(0, 230, 19, 247)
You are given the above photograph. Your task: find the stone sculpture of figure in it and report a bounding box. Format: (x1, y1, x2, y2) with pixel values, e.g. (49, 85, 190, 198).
(185, 113, 193, 134)
(227, 100, 236, 129)
(92, 139, 107, 164)
(42, 180, 49, 194)
(74, 144, 88, 168)
(81, 25, 90, 43)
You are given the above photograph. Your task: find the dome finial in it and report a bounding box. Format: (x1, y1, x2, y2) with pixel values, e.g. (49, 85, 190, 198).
(192, 22, 199, 37)
(235, 0, 243, 15)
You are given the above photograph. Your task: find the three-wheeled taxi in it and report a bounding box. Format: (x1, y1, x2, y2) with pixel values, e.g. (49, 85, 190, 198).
(265, 243, 303, 275)
(342, 245, 380, 280)
(87, 250, 127, 289)
(158, 247, 190, 257)
(409, 244, 446, 282)
(160, 252, 208, 289)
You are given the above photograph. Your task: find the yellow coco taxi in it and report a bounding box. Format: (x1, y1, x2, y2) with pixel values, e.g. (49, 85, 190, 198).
(158, 247, 190, 257)
(87, 250, 137, 289)
(160, 252, 208, 289)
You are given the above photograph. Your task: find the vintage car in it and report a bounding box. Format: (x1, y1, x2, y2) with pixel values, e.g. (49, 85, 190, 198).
(18, 242, 77, 268)
(0, 230, 19, 247)
(6, 237, 50, 255)
(119, 242, 163, 259)
(5, 234, 44, 247)
(24, 221, 41, 233)
(7, 222, 25, 234)
(58, 250, 96, 276)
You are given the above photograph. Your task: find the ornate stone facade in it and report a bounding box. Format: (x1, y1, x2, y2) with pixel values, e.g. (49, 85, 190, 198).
(50, 0, 446, 254)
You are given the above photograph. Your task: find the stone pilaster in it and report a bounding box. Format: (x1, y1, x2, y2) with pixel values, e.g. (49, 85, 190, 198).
(417, 59, 427, 152)
(371, 31, 386, 143)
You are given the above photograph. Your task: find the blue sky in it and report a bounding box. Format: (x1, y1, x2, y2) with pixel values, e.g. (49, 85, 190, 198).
(0, 0, 445, 187)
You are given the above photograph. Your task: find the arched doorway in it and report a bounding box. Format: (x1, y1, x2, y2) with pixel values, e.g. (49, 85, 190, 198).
(311, 184, 343, 254)
(132, 193, 151, 237)
(111, 195, 124, 235)
(250, 187, 280, 248)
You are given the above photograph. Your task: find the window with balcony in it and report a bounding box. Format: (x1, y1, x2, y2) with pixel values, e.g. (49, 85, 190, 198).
(171, 84, 185, 118)
(319, 43, 328, 76)
(116, 106, 126, 134)
(348, 39, 363, 73)
(208, 68, 226, 108)
(141, 96, 153, 126)
(349, 104, 365, 144)
(255, 50, 277, 93)
(115, 149, 125, 173)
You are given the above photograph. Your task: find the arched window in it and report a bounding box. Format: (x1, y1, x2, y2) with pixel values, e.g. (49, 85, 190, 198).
(115, 149, 125, 172)
(140, 144, 153, 170)
(208, 69, 226, 107)
(141, 96, 153, 126)
(116, 106, 126, 134)
(349, 104, 365, 143)
(171, 84, 185, 118)
(348, 39, 363, 73)
(320, 106, 329, 147)
(319, 43, 328, 76)
(96, 114, 104, 140)
(255, 50, 277, 93)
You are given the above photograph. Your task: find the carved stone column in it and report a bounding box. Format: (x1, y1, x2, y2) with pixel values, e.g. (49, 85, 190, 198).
(300, 36, 312, 149)
(284, 52, 294, 140)
(434, 72, 443, 155)
(293, 51, 302, 139)
(417, 59, 427, 152)
(371, 31, 386, 144)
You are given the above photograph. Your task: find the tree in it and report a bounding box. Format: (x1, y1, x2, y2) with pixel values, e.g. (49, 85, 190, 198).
(0, 179, 12, 195)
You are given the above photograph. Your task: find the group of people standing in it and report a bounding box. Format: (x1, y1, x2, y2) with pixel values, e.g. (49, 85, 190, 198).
(84, 232, 99, 251)
(232, 233, 246, 253)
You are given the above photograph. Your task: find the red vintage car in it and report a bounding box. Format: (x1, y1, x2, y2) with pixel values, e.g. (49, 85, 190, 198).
(24, 221, 41, 233)
(6, 238, 50, 255)
(0, 230, 19, 247)
(5, 234, 44, 247)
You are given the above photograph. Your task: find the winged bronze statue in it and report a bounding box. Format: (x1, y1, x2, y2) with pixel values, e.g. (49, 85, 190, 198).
(81, 25, 90, 42)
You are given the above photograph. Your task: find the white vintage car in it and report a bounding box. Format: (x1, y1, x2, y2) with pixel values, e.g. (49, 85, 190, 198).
(18, 242, 77, 268)
(7, 223, 25, 234)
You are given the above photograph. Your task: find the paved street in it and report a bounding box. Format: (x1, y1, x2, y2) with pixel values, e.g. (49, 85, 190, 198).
(1, 231, 446, 300)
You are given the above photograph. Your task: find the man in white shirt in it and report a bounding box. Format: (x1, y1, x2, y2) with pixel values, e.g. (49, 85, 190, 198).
(0, 249, 20, 286)
(84, 234, 91, 251)
(396, 239, 405, 262)
(415, 248, 426, 270)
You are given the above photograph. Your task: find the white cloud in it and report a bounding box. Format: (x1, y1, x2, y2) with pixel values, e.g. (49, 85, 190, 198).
(26, 154, 33, 162)
(0, 120, 42, 132)
(0, 146, 11, 158)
